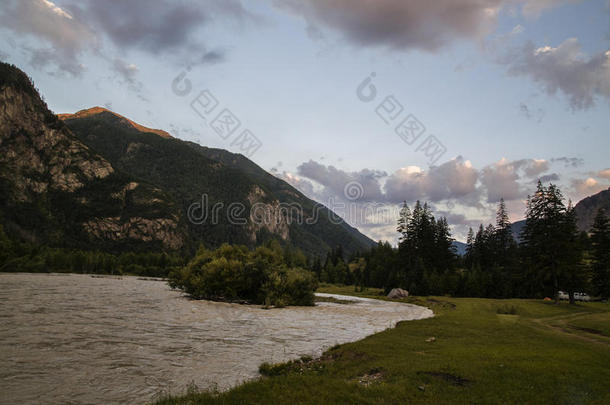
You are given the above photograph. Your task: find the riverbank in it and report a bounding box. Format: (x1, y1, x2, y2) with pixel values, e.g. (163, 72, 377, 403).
(0, 274, 431, 404)
(156, 285, 610, 405)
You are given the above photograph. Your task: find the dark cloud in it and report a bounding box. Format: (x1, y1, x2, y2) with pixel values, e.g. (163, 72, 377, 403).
(0, 0, 251, 75)
(480, 158, 524, 203)
(512, 158, 549, 177)
(111, 58, 143, 93)
(27, 45, 86, 76)
(201, 50, 226, 65)
(81, 0, 206, 53)
(112, 58, 138, 83)
(551, 157, 585, 168)
(0, 0, 95, 76)
(539, 173, 560, 183)
(297, 160, 387, 202)
(479, 158, 558, 202)
(272, 0, 575, 52)
(273, 0, 507, 51)
(293, 157, 478, 205)
(503, 38, 610, 110)
(384, 157, 478, 203)
(282, 154, 591, 242)
(519, 102, 545, 123)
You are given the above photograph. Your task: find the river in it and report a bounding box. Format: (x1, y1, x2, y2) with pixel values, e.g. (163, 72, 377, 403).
(0, 273, 433, 404)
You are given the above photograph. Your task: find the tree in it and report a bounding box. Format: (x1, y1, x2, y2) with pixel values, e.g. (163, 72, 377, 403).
(591, 208, 610, 299)
(397, 201, 411, 242)
(495, 198, 513, 253)
(394, 200, 457, 295)
(559, 202, 586, 304)
(521, 182, 584, 303)
(0, 225, 13, 268)
(465, 227, 475, 269)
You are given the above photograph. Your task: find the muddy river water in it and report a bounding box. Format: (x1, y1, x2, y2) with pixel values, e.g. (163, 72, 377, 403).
(0, 273, 433, 404)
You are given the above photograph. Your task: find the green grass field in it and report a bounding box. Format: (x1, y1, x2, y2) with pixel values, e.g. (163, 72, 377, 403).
(154, 285, 610, 404)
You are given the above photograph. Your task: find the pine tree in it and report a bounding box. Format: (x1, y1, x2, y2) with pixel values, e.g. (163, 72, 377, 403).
(396, 201, 411, 242)
(520, 182, 581, 303)
(465, 227, 475, 269)
(495, 198, 513, 251)
(591, 208, 610, 299)
(434, 217, 455, 271)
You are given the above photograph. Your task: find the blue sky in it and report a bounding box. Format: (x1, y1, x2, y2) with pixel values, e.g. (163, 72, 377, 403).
(1, 0, 609, 242)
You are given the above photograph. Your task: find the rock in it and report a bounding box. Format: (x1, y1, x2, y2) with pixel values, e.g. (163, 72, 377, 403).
(387, 288, 409, 299)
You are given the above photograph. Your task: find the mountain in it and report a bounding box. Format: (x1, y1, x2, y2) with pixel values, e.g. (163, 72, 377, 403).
(509, 220, 526, 244)
(58, 107, 173, 140)
(0, 63, 374, 257)
(573, 188, 610, 231)
(452, 241, 468, 256)
(0, 63, 185, 252)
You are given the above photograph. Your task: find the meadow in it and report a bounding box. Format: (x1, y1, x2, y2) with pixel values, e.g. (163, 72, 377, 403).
(155, 285, 610, 404)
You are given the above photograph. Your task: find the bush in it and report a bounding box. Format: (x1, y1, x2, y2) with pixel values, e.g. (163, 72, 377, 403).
(169, 243, 318, 306)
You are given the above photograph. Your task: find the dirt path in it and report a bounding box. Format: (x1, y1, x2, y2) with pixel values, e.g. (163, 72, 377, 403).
(530, 311, 610, 346)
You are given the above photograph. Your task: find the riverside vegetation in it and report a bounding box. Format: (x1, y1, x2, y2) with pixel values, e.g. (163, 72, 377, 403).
(168, 242, 318, 307)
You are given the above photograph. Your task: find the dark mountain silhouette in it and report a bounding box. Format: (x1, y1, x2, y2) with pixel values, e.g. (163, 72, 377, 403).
(0, 63, 374, 257)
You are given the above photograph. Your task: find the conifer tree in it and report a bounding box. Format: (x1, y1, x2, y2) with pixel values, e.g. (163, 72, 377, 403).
(591, 208, 610, 299)
(396, 201, 411, 242)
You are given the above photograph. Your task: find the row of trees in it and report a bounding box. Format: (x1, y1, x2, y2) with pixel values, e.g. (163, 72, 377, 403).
(342, 202, 459, 296)
(0, 225, 185, 277)
(336, 182, 609, 302)
(464, 182, 609, 302)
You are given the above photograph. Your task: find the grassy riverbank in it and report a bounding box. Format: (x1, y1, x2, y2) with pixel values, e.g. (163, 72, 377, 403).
(155, 285, 610, 404)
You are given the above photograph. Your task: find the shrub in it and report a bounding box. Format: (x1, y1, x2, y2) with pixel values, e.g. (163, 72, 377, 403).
(169, 243, 318, 306)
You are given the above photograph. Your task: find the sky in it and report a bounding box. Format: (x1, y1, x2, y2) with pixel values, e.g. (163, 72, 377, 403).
(1, 0, 609, 243)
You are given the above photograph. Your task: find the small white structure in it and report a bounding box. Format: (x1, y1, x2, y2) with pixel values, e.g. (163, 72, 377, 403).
(558, 291, 591, 301)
